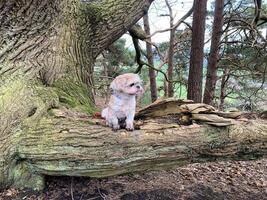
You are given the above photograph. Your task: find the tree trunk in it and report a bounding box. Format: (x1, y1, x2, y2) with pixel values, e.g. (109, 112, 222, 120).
(164, 79, 168, 96)
(219, 68, 230, 110)
(166, 0, 175, 97)
(143, 14, 158, 102)
(13, 113, 267, 190)
(203, 0, 224, 105)
(0, 0, 154, 190)
(187, 0, 208, 102)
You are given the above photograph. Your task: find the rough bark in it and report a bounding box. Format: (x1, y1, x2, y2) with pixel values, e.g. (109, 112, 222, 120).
(15, 114, 267, 190)
(143, 14, 158, 102)
(0, 0, 154, 190)
(187, 0, 208, 102)
(0, 0, 153, 85)
(203, 0, 224, 105)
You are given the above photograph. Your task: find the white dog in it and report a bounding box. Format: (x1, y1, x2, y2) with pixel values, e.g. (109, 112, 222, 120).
(101, 73, 144, 131)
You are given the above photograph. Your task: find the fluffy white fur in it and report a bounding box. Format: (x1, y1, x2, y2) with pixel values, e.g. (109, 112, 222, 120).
(101, 73, 144, 131)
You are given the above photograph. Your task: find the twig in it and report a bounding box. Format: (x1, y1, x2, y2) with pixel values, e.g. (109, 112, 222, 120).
(71, 177, 75, 200)
(147, 6, 193, 38)
(97, 187, 106, 200)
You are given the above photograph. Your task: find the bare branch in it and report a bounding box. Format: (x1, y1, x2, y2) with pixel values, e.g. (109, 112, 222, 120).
(147, 6, 193, 38)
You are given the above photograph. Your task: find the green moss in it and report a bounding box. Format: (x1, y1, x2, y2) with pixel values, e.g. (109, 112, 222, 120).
(53, 77, 95, 114)
(34, 86, 59, 108)
(11, 162, 45, 190)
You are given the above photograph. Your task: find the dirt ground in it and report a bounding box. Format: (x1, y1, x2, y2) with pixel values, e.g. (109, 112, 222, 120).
(0, 158, 266, 200)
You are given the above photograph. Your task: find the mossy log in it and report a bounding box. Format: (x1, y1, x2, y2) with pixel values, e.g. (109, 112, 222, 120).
(6, 110, 267, 190)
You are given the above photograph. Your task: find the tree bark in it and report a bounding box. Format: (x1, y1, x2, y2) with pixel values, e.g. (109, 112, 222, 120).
(15, 115, 267, 190)
(0, 0, 154, 190)
(143, 14, 158, 102)
(187, 0, 208, 102)
(219, 68, 230, 110)
(166, 0, 175, 97)
(0, 0, 153, 84)
(203, 0, 224, 105)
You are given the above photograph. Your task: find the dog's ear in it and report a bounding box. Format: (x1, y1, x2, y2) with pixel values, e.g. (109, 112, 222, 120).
(110, 78, 119, 91)
(110, 76, 126, 92)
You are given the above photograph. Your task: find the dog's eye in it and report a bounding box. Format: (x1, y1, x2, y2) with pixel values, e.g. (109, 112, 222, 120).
(129, 83, 135, 87)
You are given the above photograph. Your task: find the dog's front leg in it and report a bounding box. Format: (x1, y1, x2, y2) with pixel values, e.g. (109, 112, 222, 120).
(125, 110, 135, 131)
(105, 109, 120, 131)
(110, 117, 120, 131)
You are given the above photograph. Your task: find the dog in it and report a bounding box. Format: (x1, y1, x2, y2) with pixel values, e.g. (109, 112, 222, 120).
(101, 73, 144, 131)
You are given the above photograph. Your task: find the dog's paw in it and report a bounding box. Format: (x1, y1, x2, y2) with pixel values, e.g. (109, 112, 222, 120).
(126, 127, 134, 131)
(112, 124, 120, 131)
(126, 123, 134, 131)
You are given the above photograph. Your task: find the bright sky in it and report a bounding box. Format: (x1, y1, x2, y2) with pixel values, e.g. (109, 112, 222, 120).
(144, 0, 195, 43)
(122, 0, 196, 47)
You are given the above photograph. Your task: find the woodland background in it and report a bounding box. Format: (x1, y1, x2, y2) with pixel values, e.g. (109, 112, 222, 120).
(94, 0, 266, 112)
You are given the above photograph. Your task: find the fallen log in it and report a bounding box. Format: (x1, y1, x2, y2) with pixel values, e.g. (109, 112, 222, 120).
(12, 113, 267, 190)
(1, 100, 267, 190)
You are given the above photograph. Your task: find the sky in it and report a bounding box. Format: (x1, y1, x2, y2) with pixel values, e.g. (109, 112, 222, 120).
(142, 0, 195, 43)
(122, 0, 197, 47)
(123, 0, 267, 48)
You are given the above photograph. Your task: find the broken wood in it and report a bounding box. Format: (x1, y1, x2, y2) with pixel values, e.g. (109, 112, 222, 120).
(135, 98, 194, 119)
(136, 99, 252, 127)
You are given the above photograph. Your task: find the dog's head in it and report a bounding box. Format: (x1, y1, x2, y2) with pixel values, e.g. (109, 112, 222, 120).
(110, 73, 144, 96)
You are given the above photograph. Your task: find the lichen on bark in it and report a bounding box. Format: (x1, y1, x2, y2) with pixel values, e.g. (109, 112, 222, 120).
(0, 72, 58, 189)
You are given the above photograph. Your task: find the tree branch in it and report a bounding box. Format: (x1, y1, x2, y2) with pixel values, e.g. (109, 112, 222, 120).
(146, 6, 193, 38)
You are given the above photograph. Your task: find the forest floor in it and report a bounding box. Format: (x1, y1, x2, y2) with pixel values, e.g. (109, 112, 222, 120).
(1, 158, 266, 200)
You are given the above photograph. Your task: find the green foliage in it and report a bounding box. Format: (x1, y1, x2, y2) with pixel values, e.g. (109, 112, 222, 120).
(105, 39, 135, 69)
(93, 38, 136, 99)
(155, 29, 191, 98)
(217, 29, 267, 110)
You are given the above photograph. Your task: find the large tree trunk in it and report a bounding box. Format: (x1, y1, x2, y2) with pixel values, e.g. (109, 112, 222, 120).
(11, 112, 267, 190)
(187, 0, 207, 102)
(0, 0, 154, 190)
(143, 14, 158, 102)
(203, 0, 224, 105)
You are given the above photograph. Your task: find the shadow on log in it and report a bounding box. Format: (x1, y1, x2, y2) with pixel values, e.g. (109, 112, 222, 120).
(2, 99, 267, 190)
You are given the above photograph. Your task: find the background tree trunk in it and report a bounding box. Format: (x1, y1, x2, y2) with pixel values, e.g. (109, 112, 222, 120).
(143, 14, 158, 102)
(187, 0, 208, 102)
(0, 0, 154, 190)
(219, 68, 230, 110)
(166, 0, 175, 97)
(203, 0, 224, 105)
